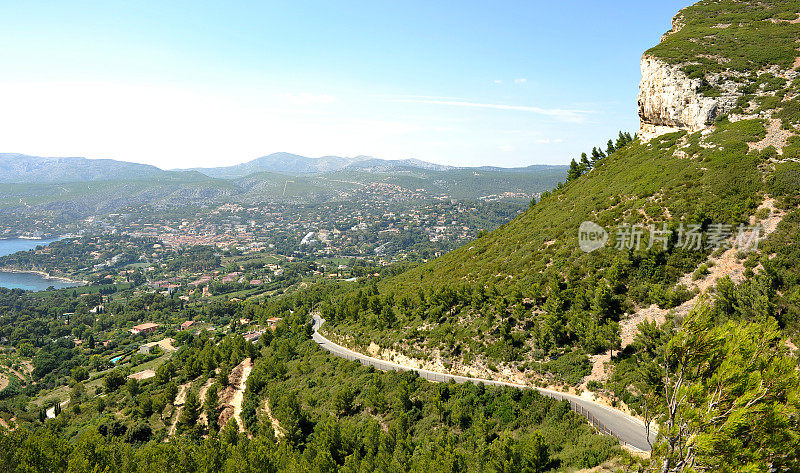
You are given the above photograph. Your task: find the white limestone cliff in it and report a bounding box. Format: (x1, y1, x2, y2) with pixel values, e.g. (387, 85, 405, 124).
(637, 56, 740, 142)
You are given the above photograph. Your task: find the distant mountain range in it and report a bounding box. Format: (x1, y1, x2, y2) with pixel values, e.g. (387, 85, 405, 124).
(187, 153, 367, 178)
(0, 152, 568, 232)
(0, 152, 563, 182)
(0, 153, 174, 183)
(186, 152, 457, 178)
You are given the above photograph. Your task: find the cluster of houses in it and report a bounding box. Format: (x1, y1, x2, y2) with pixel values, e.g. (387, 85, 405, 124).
(242, 317, 283, 342)
(129, 319, 196, 336)
(124, 317, 284, 380)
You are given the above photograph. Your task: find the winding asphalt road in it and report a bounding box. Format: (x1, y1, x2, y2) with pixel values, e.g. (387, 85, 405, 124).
(312, 314, 655, 451)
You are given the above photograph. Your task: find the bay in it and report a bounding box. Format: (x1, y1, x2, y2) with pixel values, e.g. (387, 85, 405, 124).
(0, 238, 81, 291)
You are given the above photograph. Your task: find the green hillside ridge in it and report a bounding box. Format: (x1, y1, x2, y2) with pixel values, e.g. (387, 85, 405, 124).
(318, 3, 800, 467)
(0, 289, 632, 473)
(2, 1, 800, 472)
(321, 119, 775, 376)
(648, 0, 800, 73)
(0, 163, 565, 232)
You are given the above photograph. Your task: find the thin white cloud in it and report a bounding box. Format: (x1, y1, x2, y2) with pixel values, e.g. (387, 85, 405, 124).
(378, 94, 469, 101)
(493, 79, 503, 84)
(534, 138, 564, 144)
(278, 92, 336, 105)
(499, 145, 515, 151)
(514, 78, 527, 84)
(391, 98, 592, 122)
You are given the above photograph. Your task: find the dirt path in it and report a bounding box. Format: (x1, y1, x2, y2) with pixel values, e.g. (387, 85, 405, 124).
(196, 377, 215, 426)
(231, 360, 252, 433)
(618, 197, 787, 350)
(0, 416, 16, 431)
(579, 199, 790, 398)
(677, 198, 783, 292)
(219, 358, 252, 433)
(167, 382, 191, 437)
(0, 374, 8, 391)
(581, 351, 611, 390)
(4, 362, 31, 382)
(748, 119, 794, 154)
(264, 398, 284, 439)
(45, 400, 69, 419)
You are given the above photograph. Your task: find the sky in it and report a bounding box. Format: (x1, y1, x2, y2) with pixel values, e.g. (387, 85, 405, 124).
(0, 1, 694, 169)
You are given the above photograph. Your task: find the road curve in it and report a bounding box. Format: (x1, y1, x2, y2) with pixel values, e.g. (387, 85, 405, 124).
(312, 314, 655, 451)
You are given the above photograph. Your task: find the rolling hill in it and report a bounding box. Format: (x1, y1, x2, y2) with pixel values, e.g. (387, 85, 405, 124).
(319, 3, 800, 468)
(187, 152, 561, 178)
(0, 153, 568, 227)
(0, 154, 173, 183)
(187, 152, 369, 178)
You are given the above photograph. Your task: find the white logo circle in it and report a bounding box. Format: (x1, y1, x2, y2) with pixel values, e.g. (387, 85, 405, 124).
(578, 221, 608, 253)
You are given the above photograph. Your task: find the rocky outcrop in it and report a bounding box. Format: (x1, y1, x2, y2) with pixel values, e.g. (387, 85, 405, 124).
(637, 56, 741, 142)
(660, 11, 686, 42)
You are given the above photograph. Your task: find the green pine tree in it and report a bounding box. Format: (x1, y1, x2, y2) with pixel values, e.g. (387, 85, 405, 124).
(204, 384, 220, 434)
(180, 391, 201, 429)
(566, 159, 582, 182)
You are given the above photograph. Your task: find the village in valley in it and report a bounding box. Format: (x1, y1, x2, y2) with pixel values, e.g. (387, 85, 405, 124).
(0, 186, 529, 435)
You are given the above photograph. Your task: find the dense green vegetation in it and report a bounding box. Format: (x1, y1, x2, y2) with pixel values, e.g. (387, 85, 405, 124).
(322, 118, 776, 385)
(612, 290, 800, 471)
(647, 0, 800, 73)
(0, 296, 629, 472)
(0, 235, 156, 280)
(3, 2, 800, 471)
(0, 157, 565, 238)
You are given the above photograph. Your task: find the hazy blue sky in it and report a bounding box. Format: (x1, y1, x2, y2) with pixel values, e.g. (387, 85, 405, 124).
(0, 1, 693, 168)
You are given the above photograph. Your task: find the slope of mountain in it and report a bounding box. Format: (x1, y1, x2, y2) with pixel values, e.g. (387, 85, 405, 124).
(321, 166, 568, 201)
(320, 5, 800, 464)
(188, 152, 369, 178)
(0, 175, 239, 218)
(343, 157, 454, 172)
(0, 154, 568, 230)
(188, 152, 563, 178)
(0, 153, 173, 183)
(0, 152, 568, 219)
(189, 153, 458, 178)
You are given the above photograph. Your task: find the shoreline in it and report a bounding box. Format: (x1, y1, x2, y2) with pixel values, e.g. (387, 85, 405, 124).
(0, 235, 60, 241)
(0, 268, 87, 286)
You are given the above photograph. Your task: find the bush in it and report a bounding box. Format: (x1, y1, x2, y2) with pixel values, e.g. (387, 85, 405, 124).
(71, 367, 89, 382)
(693, 264, 710, 280)
(768, 162, 800, 207)
(124, 422, 152, 443)
(104, 371, 126, 393)
(542, 351, 591, 385)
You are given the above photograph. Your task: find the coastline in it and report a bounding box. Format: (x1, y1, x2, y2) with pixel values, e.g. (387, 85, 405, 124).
(0, 268, 87, 286)
(0, 235, 57, 241)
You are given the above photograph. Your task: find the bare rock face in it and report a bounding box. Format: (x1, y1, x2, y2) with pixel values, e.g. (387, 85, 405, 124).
(637, 56, 740, 142)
